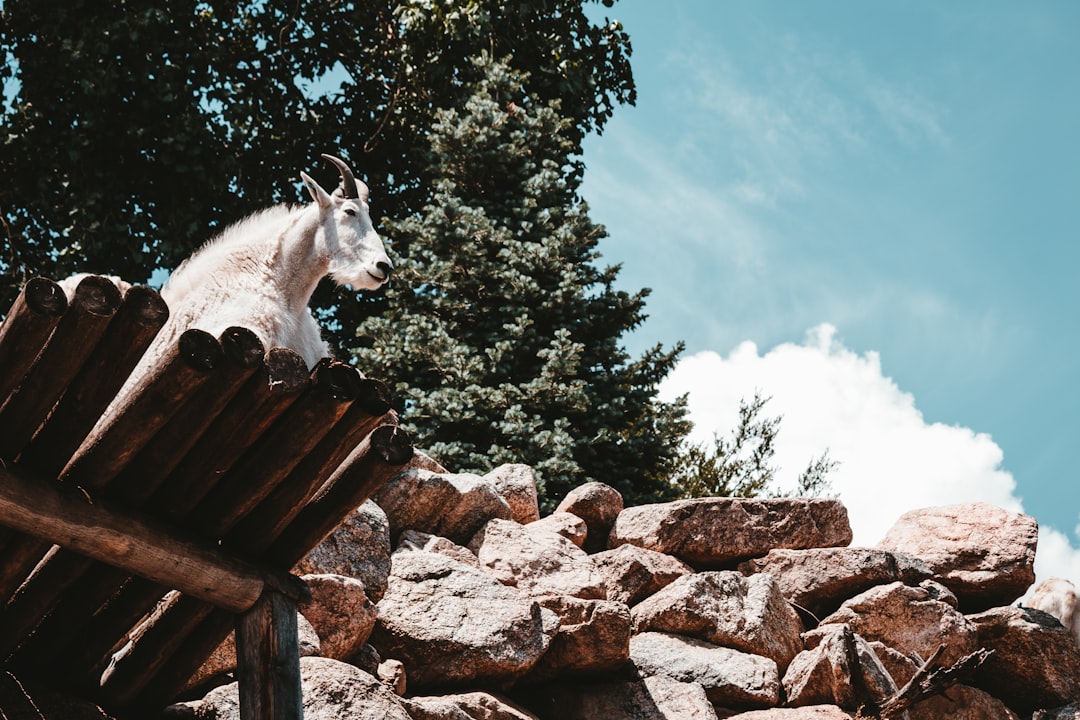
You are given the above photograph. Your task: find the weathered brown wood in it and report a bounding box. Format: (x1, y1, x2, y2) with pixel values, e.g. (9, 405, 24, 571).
(235, 591, 303, 720)
(226, 384, 395, 552)
(0, 275, 123, 461)
(98, 592, 215, 708)
(108, 326, 264, 506)
(59, 328, 223, 491)
(270, 424, 413, 568)
(190, 360, 362, 539)
(0, 277, 67, 405)
(0, 462, 272, 613)
(18, 284, 170, 478)
(151, 348, 310, 520)
(104, 425, 410, 709)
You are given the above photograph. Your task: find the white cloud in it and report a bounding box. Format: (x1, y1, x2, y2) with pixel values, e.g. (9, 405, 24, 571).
(658, 324, 1080, 589)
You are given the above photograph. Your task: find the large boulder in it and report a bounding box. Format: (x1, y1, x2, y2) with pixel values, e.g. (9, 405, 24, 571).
(630, 631, 780, 709)
(294, 500, 392, 602)
(468, 518, 607, 600)
(609, 498, 852, 567)
(782, 625, 896, 710)
(876, 503, 1037, 611)
(527, 512, 588, 549)
(485, 464, 541, 526)
(374, 469, 513, 544)
(401, 691, 539, 720)
(907, 685, 1020, 720)
(524, 595, 631, 681)
(370, 550, 558, 690)
(526, 675, 720, 719)
(738, 547, 931, 620)
(631, 571, 803, 671)
(592, 544, 695, 607)
(968, 605, 1080, 716)
(166, 657, 411, 720)
(298, 574, 377, 661)
(555, 481, 624, 553)
(397, 530, 483, 569)
(817, 580, 979, 667)
(721, 708, 853, 719)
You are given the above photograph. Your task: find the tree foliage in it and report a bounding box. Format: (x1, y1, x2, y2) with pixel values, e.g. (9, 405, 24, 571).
(670, 392, 837, 500)
(1, 0, 692, 508)
(353, 57, 689, 509)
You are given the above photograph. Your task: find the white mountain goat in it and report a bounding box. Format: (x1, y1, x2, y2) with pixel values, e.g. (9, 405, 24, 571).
(155, 153, 392, 368)
(1028, 577, 1080, 646)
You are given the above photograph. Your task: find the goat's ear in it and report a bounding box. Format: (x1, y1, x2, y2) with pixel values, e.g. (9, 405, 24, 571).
(300, 171, 333, 209)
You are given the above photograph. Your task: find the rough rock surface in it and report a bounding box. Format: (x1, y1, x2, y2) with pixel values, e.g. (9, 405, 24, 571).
(876, 503, 1037, 610)
(374, 469, 513, 544)
(738, 547, 932, 619)
(402, 691, 539, 720)
(527, 512, 588, 549)
(968, 605, 1080, 716)
(719, 707, 853, 719)
(294, 500, 392, 602)
(631, 571, 803, 670)
(907, 684, 1020, 720)
(397, 530, 482, 569)
(610, 498, 852, 567)
(818, 580, 979, 666)
(592, 544, 695, 607)
(369, 549, 558, 689)
(782, 625, 896, 709)
(167, 657, 411, 720)
(630, 631, 780, 709)
(1036, 705, 1080, 720)
(485, 464, 541, 526)
(528, 675, 721, 719)
(555, 481, 624, 553)
(468, 518, 607, 600)
(299, 573, 377, 661)
(524, 595, 631, 681)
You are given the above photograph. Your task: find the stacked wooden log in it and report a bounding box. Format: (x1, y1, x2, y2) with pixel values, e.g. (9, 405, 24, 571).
(0, 276, 412, 715)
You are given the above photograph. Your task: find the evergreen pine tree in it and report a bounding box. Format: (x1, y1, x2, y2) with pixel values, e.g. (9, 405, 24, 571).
(353, 58, 689, 510)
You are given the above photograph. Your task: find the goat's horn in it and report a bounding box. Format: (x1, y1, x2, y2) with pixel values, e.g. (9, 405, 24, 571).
(321, 153, 359, 200)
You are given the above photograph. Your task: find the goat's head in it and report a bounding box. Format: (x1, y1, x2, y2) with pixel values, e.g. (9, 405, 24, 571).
(300, 154, 393, 291)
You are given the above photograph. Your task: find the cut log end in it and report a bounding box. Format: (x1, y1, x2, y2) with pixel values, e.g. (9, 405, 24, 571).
(73, 275, 123, 316)
(25, 277, 68, 317)
(312, 360, 363, 401)
(355, 378, 394, 417)
(264, 349, 310, 394)
(178, 329, 224, 372)
(370, 425, 413, 466)
(219, 327, 265, 369)
(122, 285, 170, 327)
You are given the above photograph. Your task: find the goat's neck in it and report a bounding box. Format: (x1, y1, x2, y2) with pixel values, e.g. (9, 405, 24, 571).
(273, 205, 330, 316)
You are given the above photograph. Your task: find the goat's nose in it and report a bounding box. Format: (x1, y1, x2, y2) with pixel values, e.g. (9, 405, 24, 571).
(377, 260, 393, 280)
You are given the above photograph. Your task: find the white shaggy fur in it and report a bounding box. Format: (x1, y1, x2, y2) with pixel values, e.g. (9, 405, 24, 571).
(1028, 577, 1080, 646)
(68, 157, 391, 413)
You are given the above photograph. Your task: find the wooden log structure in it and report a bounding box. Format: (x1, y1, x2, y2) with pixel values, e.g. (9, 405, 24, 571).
(0, 276, 416, 720)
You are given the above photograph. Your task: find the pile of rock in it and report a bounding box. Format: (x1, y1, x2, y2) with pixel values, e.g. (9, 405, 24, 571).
(168, 460, 1080, 720)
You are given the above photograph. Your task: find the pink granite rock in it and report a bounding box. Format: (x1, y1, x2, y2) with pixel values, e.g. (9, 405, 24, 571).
(592, 544, 695, 607)
(782, 625, 896, 710)
(524, 595, 631, 681)
(556, 481, 624, 553)
(374, 468, 513, 544)
(485, 464, 541, 525)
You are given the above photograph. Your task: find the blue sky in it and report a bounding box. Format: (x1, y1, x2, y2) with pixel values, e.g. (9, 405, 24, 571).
(580, 1, 1080, 579)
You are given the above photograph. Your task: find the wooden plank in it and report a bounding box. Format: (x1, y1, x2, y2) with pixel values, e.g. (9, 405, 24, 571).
(59, 327, 223, 491)
(0, 277, 67, 405)
(151, 348, 310, 520)
(235, 592, 303, 720)
(0, 462, 270, 613)
(18, 284, 169, 478)
(226, 380, 394, 551)
(0, 275, 123, 461)
(269, 424, 414, 567)
(189, 360, 362, 539)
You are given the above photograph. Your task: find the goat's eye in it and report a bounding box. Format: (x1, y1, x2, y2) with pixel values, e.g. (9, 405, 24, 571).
(344, 207, 357, 217)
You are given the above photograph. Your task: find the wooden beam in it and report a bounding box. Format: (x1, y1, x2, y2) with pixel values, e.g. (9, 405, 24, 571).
(0, 277, 67, 405)
(236, 592, 303, 720)
(0, 462, 274, 614)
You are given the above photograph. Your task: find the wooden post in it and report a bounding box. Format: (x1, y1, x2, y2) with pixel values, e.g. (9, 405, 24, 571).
(235, 591, 304, 720)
